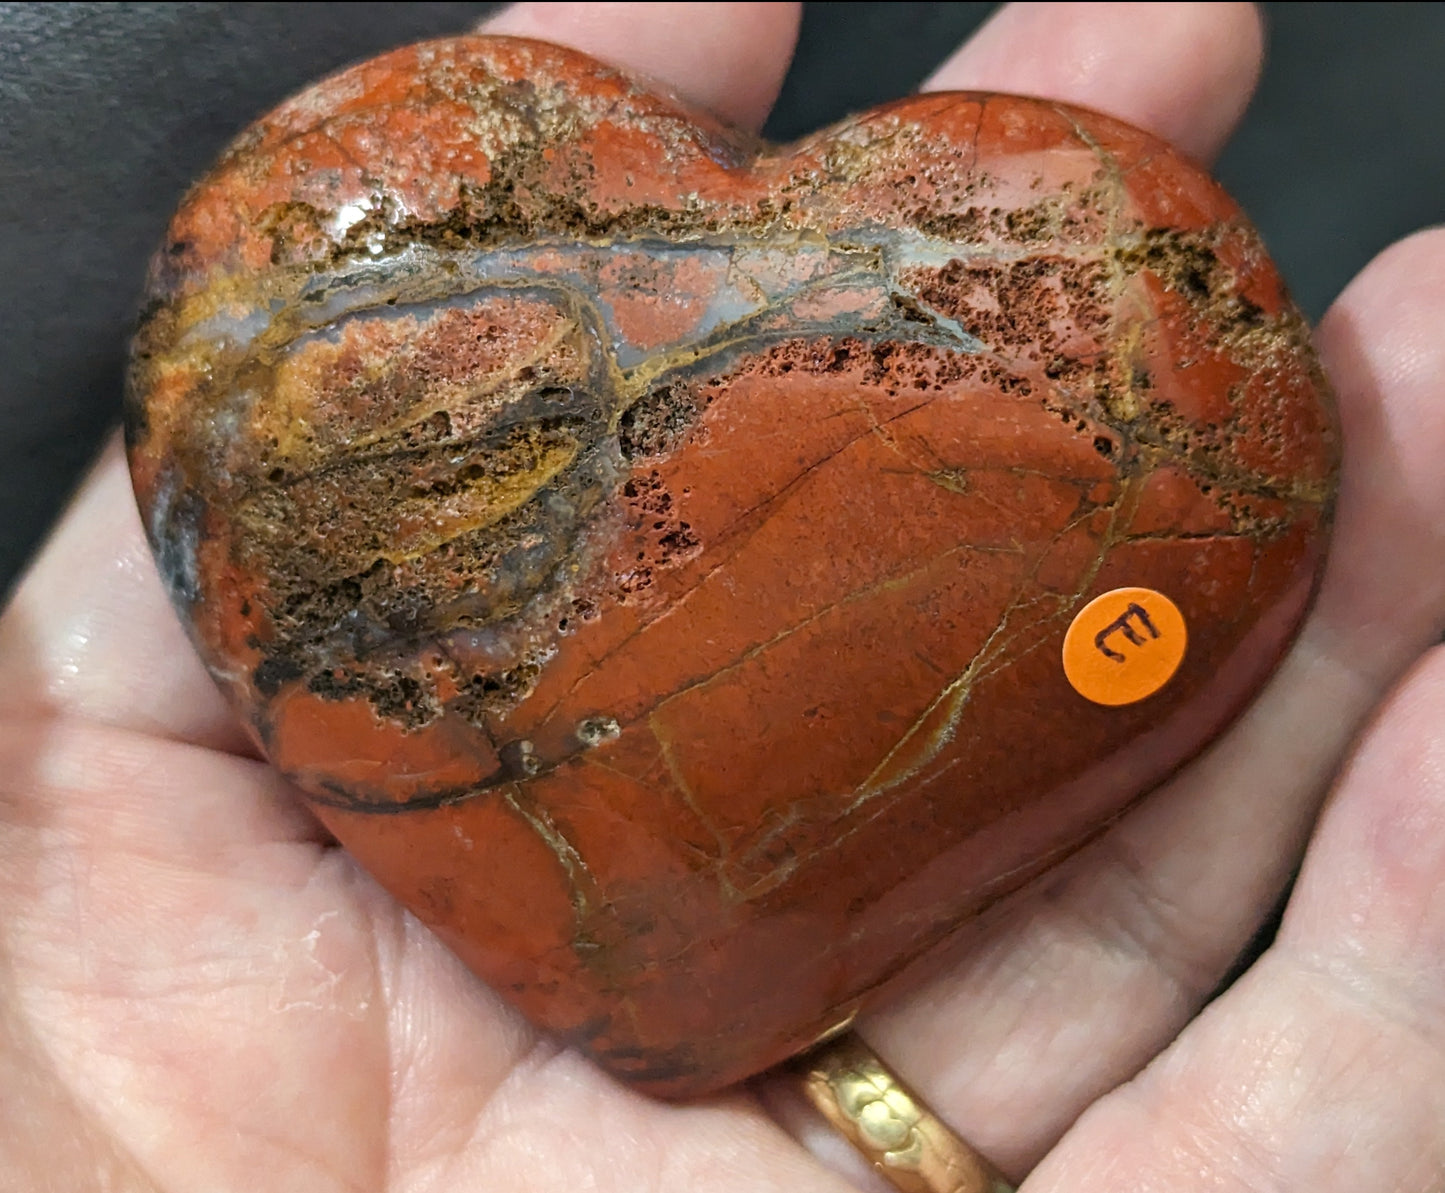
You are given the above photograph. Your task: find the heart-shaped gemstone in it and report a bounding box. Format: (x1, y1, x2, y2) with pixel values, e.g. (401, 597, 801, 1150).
(127, 36, 1338, 1097)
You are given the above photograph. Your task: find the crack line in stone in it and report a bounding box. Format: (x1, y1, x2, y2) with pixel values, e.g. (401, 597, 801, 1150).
(643, 716, 740, 896)
(520, 391, 949, 731)
(647, 535, 1024, 720)
(723, 480, 1138, 897)
(841, 474, 1137, 821)
(500, 783, 599, 929)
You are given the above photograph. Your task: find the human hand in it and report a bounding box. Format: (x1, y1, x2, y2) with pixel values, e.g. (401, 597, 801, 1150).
(2, 4, 1443, 1190)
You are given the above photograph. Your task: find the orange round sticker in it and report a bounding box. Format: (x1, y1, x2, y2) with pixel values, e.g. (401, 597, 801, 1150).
(1063, 587, 1187, 706)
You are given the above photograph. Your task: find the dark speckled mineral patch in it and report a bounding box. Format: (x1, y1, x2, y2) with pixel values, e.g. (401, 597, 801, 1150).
(126, 35, 1338, 1097)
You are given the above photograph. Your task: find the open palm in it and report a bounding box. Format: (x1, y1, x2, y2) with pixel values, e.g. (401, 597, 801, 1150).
(3, 5, 1444, 1190)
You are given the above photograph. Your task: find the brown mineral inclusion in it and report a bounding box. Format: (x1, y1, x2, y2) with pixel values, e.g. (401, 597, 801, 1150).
(125, 36, 1339, 1097)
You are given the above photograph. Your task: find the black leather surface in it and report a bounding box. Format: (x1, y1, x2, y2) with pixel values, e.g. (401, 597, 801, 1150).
(1, 2, 1442, 592)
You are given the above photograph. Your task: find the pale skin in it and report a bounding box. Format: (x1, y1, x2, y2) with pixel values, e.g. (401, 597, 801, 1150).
(2, 3, 1444, 1189)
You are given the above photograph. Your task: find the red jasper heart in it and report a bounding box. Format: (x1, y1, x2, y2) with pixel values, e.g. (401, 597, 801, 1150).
(126, 36, 1338, 1097)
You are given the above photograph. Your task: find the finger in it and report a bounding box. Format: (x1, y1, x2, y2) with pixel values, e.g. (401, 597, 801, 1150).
(858, 227, 1445, 1176)
(481, 2, 802, 131)
(1025, 645, 1445, 1191)
(0, 437, 250, 754)
(923, 2, 1264, 164)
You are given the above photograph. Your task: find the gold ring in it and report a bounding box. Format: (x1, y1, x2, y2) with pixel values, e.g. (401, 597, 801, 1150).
(797, 1033, 1015, 1193)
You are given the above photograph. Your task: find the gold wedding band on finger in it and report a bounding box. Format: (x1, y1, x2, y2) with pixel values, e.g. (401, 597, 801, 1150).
(798, 1034, 1015, 1193)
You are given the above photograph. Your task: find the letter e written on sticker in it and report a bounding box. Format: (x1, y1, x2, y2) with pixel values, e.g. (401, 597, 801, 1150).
(1063, 587, 1187, 706)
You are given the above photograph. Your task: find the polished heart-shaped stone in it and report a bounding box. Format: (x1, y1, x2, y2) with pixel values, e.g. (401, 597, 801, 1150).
(126, 36, 1338, 1098)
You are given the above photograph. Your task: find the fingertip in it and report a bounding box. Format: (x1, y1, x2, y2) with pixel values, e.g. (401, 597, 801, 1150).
(925, 2, 1264, 164)
(1317, 226, 1445, 438)
(481, 2, 802, 131)
(1317, 225, 1445, 364)
(1305, 226, 1445, 664)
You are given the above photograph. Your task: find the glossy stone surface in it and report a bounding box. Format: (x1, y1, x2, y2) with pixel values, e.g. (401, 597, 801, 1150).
(126, 36, 1339, 1097)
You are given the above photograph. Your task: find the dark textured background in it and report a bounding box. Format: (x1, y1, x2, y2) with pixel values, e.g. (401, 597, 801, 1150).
(1, 2, 1442, 594)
